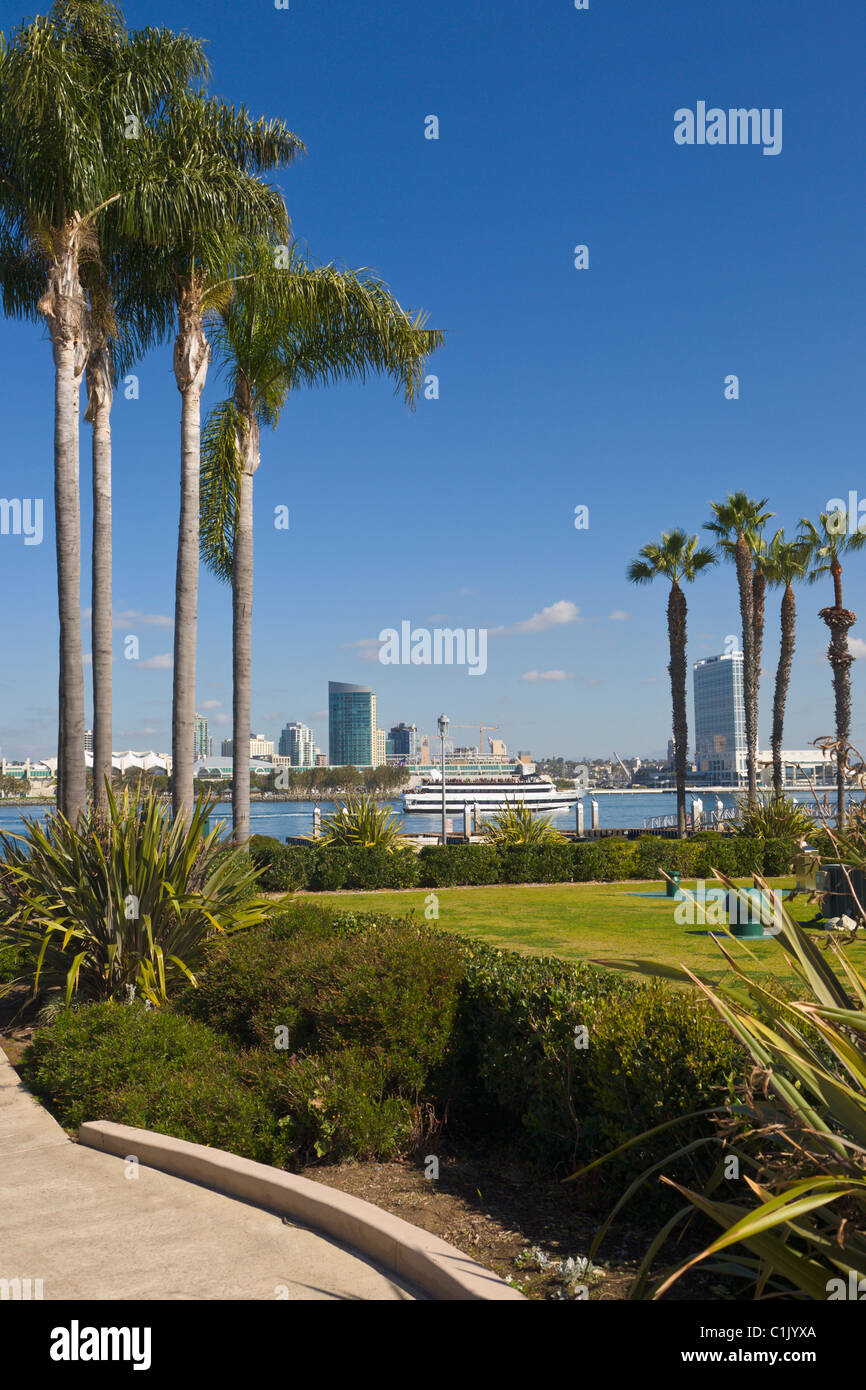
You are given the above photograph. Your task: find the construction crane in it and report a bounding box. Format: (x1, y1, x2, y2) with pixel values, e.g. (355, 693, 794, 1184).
(452, 723, 500, 755)
(612, 751, 632, 781)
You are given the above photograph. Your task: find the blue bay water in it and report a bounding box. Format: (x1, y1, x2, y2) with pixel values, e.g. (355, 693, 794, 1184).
(0, 790, 839, 843)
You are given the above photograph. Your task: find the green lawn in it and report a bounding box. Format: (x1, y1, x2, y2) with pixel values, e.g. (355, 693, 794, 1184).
(311, 878, 866, 987)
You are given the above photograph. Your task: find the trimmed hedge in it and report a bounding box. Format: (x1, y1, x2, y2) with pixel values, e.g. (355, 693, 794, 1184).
(249, 832, 795, 892)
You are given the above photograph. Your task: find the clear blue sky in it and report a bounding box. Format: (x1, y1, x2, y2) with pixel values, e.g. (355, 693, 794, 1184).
(1, 0, 864, 762)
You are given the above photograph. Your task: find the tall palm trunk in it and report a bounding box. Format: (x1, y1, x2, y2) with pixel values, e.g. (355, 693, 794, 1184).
(85, 329, 113, 811)
(39, 217, 89, 823)
(771, 583, 796, 797)
(232, 395, 259, 847)
(667, 580, 688, 836)
(735, 534, 757, 803)
(821, 559, 854, 828)
(752, 567, 766, 785)
(171, 283, 209, 823)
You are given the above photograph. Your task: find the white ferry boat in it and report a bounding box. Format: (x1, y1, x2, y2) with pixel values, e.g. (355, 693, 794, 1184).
(402, 766, 579, 814)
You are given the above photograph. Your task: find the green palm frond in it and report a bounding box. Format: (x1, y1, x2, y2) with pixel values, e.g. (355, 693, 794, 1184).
(627, 529, 717, 586)
(200, 398, 243, 584)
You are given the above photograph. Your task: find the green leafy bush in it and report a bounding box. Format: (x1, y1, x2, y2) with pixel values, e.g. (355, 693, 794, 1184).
(587, 981, 741, 1159)
(21, 1002, 287, 1164)
(447, 940, 743, 1184)
(177, 908, 464, 1092)
(246, 1046, 414, 1162)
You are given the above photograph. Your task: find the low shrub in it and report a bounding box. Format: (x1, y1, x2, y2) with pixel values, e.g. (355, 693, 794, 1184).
(246, 1046, 415, 1163)
(177, 906, 465, 1092)
(21, 1002, 287, 1165)
(447, 939, 744, 1187)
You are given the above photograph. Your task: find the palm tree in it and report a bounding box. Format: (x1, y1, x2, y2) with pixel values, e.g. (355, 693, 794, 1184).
(627, 530, 716, 835)
(798, 510, 866, 826)
(199, 243, 443, 844)
(117, 99, 303, 826)
(706, 493, 774, 805)
(762, 531, 810, 797)
(0, 0, 208, 821)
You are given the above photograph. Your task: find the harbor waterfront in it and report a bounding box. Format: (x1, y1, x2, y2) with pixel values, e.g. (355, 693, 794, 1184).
(0, 789, 857, 843)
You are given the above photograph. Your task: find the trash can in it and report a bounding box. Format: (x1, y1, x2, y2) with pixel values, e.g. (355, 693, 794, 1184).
(816, 864, 866, 922)
(665, 871, 681, 898)
(726, 887, 767, 938)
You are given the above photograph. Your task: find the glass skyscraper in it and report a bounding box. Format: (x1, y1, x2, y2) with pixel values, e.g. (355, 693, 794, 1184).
(328, 681, 377, 766)
(693, 651, 747, 785)
(385, 722, 419, 760)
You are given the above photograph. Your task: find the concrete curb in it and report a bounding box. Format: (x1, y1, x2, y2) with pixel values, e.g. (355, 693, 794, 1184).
(79, 1121, 525, 1302)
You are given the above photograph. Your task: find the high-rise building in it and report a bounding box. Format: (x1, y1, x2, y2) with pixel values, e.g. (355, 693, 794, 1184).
(84, 729, 93, 754)
(693, 651, 746, 785)
(328, 681, 376, 766)
(278, 722, 315, 767)
(374, 729, 387, 767)
(419, 736, 430, 765)
(221, 734, 274, 759)
(194, 713, 211, 760)
(386, 723, 419, 759)
(489, 738, 507, 757)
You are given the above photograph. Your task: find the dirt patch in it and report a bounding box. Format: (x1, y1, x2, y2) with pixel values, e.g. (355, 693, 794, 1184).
(304, 1149, 728, 1301)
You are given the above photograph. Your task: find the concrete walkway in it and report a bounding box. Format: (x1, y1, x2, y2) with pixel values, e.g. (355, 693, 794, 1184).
(0, 1050, 419, 1300)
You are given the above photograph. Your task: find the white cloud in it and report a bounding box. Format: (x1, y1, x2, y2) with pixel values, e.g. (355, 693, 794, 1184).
(114, 610, 173, 629)
(851, 638, 866, 659)
(137, 653, 172, 670)
(521, 669, 574, 683)
(492, 600, 581, 636)
(340, 638, 383, 663)
(199, 699, 222, 710)
(609, 610, 629, 622)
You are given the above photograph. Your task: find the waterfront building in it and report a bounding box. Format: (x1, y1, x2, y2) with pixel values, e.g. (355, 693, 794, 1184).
(315, 752, 327, 767)
(278, 722, 315, 766)
(693, 651, 746, 785)
(84, 729, 93, 754)
(757, 748, 836, 787)
(328, 681, 377, 766)
(0, 757, 53, 786)
(419, 736, 431, 766)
